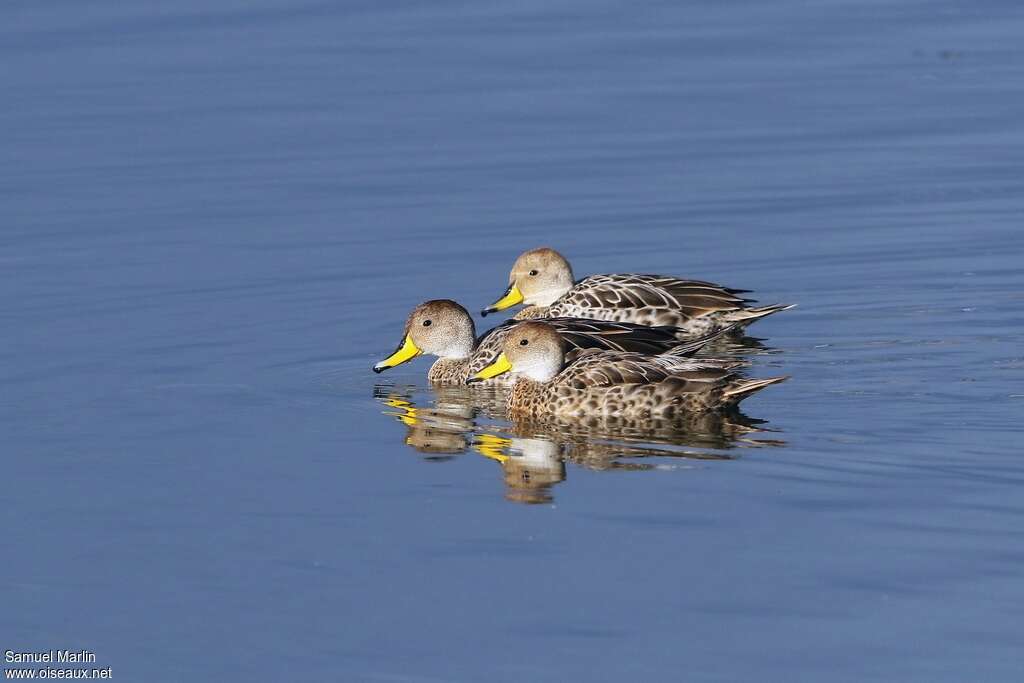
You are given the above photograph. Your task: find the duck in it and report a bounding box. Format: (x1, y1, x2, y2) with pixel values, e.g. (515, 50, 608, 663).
(481, 247, 794, 334)
(372, 299, 733, 385)
(468, 321, 787, 418)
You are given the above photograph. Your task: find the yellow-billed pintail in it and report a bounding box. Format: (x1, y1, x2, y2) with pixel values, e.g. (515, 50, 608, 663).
(373, 299, 736, 385)
(468, 320, 787, 418)
(481, 247, 794, 334)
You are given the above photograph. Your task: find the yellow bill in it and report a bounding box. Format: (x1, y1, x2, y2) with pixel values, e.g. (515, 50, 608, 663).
(480, 283, 524, 316)
(372, 335, 421, 373)
(467, 352, 513, 383)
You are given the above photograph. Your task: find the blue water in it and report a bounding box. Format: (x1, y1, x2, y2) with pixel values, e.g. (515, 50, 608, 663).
(3, 1, 1024, 680)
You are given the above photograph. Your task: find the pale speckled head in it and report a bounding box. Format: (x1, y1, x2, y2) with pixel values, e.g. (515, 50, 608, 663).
(373, 300, 476, 373)
(469, 321, 566, 383)
(481, 247, 574, 315)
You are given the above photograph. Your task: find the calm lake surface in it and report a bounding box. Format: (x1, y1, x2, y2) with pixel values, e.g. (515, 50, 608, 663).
(3, 1, 1023, 680)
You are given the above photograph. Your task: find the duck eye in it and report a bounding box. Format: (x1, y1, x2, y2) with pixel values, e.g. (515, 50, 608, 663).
(520, 339, 529, 346)
(528, 269, 538, 276)
(423, 320, 432, 327)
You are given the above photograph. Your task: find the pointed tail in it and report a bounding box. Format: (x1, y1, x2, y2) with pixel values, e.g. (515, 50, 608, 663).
(726, 303, 797, 327)
(722, 375, 789, 406)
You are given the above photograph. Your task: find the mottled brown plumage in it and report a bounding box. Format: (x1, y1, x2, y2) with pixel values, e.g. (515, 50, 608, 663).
(483, 247, 794, 333)
(373, 300, 731, 385)
(470, 321, 787, 418)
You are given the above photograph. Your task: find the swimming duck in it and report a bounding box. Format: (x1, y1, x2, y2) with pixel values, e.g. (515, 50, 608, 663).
(372, 299, 731, 385)
(481, 247, 794, 334)
(468, 321, 787, 418)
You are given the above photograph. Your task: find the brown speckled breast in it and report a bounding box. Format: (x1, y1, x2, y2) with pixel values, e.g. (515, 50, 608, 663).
(427, 358, 472, 384)
(504, 350, 784, 419)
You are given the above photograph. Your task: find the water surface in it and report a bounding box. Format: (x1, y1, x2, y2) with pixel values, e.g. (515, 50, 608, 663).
(3, 1, 1024, 681)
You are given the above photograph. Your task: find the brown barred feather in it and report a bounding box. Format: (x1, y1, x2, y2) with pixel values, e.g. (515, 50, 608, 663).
(449, 317, 723, 385)
(517, 273, 792, 333)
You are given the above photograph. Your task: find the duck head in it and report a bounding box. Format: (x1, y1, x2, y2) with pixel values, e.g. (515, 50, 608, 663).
(468, 321, 566, 383)
(373, 300, 476, 373)
(481, 247, 574, 315)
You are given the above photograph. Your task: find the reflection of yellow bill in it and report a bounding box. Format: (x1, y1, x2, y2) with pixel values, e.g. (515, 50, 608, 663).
(467, 353, 513, 383)
(473, 434, 511, 463)
(373, 335, 421, 373)
(382, 397, 419, 426)
(395, 408, 419, 427)
(481, 283, 524, 315)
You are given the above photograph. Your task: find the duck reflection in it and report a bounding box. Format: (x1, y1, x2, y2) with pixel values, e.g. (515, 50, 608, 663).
(474, 434, 566, 504)
(702, 334, 777, 357)
(376, 386, 475, 461)
(373, 383, 785, 503)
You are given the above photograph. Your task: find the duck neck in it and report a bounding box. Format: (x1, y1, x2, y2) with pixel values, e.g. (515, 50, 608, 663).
(529, 289, 566, 307)
(438, 322, 476, 360)
(519, 358, 562, 383)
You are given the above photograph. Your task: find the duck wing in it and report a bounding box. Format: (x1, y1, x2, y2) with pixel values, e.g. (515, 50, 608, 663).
(555, 274, 752, 318)
(545, 317, 686, 356)
(470, 317, 693, 373)
(556, 350, 739, 390)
